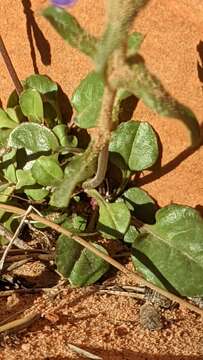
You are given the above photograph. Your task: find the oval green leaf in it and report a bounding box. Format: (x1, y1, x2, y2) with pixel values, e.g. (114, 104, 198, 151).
(71, 71, 104, 128)
(69, 244, 110, 287)
(7, 89, 19, 108)
(121, 187, 157, 223)
(109, 120, 159, 171)
(52, 124, 77, 148)
(6, 106, 24, 124)
(24, 188, 49, 201)
(16, 169, 36, 189)
(25, 74, 58, 94)
(124, 225, 139, 244)
(31, 156, 63, 186)
(19, 89, 44, 122)
(0, 109, 18, 129)
(132, 204, 203, 296)
(56, 234, 109, 287)
(8, 123, 59, 154)
(4, 164, 17, 183)
(87, 189, 131, 239)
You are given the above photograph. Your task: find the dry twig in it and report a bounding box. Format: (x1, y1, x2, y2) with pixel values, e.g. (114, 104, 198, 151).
(0, 224, 31, 250)
(0, 206, 33, 271)
(0, 203, 202, 317)
(68, 343, 102, 360)
(0, 311, 41, 335)
(0, 35, 23, 94)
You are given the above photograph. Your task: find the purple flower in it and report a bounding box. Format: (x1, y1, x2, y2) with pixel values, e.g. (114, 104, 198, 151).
(52, 0, 76, 7)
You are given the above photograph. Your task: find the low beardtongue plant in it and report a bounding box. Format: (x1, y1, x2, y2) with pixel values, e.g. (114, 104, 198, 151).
(0, 0, 202, 302)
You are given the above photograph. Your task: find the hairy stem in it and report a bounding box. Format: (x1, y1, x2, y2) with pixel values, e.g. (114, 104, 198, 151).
(84, 84, 116, 189)
(0, 35, 23, 95)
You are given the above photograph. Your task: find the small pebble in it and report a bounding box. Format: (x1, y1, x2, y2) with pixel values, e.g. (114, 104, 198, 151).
(140, 303, 163, 330)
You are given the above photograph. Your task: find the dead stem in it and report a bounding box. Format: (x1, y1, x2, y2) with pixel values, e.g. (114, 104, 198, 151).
(0, 311, 41, 335)
(0, 206, 33, 271)
(0, 224, 32, 250)
(0, 203, 202, 317)
(0, 35, 23, 95)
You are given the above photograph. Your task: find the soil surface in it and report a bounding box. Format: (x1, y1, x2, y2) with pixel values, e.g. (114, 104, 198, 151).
(0, 0, 203, 359)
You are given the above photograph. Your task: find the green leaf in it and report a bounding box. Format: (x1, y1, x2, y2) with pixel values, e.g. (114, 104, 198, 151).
(56, 235, 82, 277)
(8, 123, 59, 154)
(4, 164, 16, 183)
(19, 89, 44, 122)
(0, 129, 12, 147)
(62, 215, 87, 233)
(24, 188, 49, 201)
(127, 32, 144, 57)
(0, 214, 19, 245)
(43, 92, 63, 125)
(31, 156, 63, 186)
(126, 60, 200, 146)
(16, 169, 36, 189)
(52, 125, 68, 145)
(69, 244, 110, 287)
(0, 185, 15, 203)
(52, 124, 78, 147)
(42, 6, 98, 59)
(87, 189, 131, 239)
(121, 187, 157, 223)
(124, 225, 139, 243)
(7, 89, 19, 108)
(0, 109, 18, 129)
(2, 148, 16, 163)
(0, 185, 15, 219)
(132, 205, 203, 296)
(50, 146, 97, 208)
(56, 234, 109, 286)
(6, 106, 24, 124)
(32, 211, 68, 229)
(109, 120, 158, 171)
(24, 74, 58, 94)
(72, 71, 104, 128)
(75, 101, 102, 129)
(112, 89, 133, 124)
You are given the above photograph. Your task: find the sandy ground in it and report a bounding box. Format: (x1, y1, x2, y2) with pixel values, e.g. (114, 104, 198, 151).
(0, 0, 203, 359)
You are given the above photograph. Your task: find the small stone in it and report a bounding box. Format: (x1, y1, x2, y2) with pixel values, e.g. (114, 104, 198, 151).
(140, 303, 163, 330)
(21, 343, 31, 352)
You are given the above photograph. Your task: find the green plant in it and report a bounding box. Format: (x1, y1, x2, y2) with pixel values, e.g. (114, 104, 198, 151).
(0, 0, 202, 297)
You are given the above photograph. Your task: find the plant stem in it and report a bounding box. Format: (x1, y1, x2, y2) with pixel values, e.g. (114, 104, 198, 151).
(0, 205, 32, 271)
(84, 85, 116, 189)
(0, 35, 23, 95)
(0, 310, 40, 335)
(0, 202, 202, 317)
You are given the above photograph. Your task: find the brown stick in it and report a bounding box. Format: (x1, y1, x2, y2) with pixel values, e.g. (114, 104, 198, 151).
(0, 311, 40, 334)
(0, 206, 32, 271)
(0, 224, 32, 250)
(0, 35, 23, 95)
(0, 203, 202, 317)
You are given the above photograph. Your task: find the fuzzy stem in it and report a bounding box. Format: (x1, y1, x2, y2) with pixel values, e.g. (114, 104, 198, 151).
(83, 84, 117, 189)
(0, 35, 23, 95)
